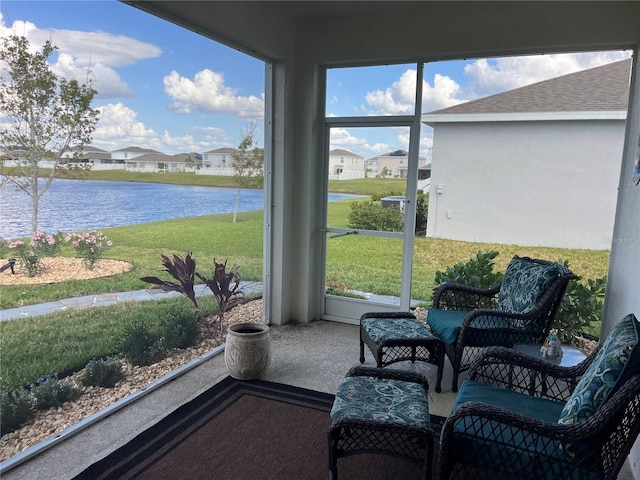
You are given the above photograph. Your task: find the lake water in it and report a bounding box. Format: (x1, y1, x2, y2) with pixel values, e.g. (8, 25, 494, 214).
(0, 179, 357, 239)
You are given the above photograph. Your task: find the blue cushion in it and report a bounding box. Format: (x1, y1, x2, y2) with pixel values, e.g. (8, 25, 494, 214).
(445, 381, 579, 479)
(330, 376, 430, 426)
(428, 309, 521, 346)
(450, 380, 565, 425)
(558, 313, 640, 425)
(498, 257, 560, 314)
(427, 309, 467, 345)
(361, 317, 434, 343)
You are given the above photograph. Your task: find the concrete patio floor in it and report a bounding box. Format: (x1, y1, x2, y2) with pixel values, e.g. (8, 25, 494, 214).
(1, 319, 634, 480)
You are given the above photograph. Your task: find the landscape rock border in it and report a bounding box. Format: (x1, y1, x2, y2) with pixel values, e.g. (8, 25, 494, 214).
(0, 299, 263, 463)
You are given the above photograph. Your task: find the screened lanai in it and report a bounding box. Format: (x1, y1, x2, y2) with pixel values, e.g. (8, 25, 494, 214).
(122, 1, 640, 476)
(91, 1, 640, 478)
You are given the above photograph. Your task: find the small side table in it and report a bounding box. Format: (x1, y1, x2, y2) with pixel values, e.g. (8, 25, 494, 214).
(513, 343, 587, 367)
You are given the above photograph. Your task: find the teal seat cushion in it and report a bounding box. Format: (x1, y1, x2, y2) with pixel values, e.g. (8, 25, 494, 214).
(428, 309, 518, 346)
(330, 376, 430, 426)
(427, 309, 467, 345)
(498, 257, 560, 314)
(450, 380, 565, 425)
(361, 317, 434, 343)
(445, 381, 580, 479)
(558, 313, 640, 425)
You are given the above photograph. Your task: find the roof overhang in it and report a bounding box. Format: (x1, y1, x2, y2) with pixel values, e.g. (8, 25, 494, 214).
(122, 1, 640, 65)
(422, 110, 628, 126)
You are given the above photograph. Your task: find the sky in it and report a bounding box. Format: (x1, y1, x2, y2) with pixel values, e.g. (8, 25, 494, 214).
(0, 1, 632, 160)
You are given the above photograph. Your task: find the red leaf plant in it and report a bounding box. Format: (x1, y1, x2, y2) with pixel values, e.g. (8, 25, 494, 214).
(141, 253, 244, 335)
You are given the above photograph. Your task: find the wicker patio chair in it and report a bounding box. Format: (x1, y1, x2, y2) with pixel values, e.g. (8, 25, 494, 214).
(438, 313, 640, 480)
(428, 256, 576, 391)
(328, 366, 434, 480)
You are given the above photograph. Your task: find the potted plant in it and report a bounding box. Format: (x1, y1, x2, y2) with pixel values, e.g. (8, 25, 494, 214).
(141, 253, 270, 380)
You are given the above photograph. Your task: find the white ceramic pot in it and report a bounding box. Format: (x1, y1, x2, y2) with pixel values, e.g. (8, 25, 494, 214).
(225, 323, 271, 380)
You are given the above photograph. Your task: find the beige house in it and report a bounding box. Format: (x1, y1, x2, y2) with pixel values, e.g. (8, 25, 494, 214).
(328, 149, 365, 180)
(366, 149, 429, 178)
(199, 147, 237, 175)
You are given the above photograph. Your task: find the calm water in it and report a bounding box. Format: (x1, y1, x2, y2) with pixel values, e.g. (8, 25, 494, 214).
(0, 179, 356, 238)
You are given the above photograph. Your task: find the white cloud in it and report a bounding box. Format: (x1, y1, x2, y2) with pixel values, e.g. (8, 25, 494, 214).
(91, 103, 238, 154)
(365, 69, 417, 115)
(330, 128, 390, 157)
(92, 103, 158, 150)
(164, 69, 264, 120)
(365, 69, 467, 115)
(422, 74, 467, 111)
(463, 51, 632, 98)
(1, 14, 161, 99)
(52, 53, 134, 98)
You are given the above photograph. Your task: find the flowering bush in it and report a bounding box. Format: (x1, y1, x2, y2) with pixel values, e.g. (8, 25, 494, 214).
(64, 230, 113, 269)
(30, 231, 60, 258)
(7, 240, 42, 277)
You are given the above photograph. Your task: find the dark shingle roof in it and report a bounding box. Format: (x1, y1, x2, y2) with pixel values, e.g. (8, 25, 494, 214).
(427, 59, 631, 116)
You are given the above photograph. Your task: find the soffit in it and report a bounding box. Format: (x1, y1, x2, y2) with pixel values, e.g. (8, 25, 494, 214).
(123, 1, 640, 63)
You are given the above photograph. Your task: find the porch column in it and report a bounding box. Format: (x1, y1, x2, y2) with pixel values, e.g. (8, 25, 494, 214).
(602, 47, 640, 479)
(602, 48, 640, 336)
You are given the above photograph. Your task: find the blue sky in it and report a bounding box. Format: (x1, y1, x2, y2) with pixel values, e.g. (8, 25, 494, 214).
(1, 1, 632, 159)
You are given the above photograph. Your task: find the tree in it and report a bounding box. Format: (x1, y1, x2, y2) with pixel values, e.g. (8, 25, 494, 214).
(231, 124, 264, 223)
(0, 35, 99, 234)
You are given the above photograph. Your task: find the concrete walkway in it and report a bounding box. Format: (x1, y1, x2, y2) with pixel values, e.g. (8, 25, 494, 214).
(0, 282, 263, 322)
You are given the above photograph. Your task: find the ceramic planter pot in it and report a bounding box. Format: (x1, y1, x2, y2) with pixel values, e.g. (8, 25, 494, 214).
(225, 323, 271, 380)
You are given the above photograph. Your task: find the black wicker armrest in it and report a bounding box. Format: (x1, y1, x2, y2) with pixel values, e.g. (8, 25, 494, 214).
(346, 366, 430, 392)
(468, 346, 600, 400)
(440, 374, 640, 479)
(432, 282, 501, 310)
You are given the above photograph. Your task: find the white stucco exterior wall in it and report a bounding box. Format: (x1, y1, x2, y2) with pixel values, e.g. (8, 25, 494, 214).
(426, 120, 625, 250)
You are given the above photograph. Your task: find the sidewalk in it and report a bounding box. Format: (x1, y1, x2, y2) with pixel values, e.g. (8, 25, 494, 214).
(0, 282, 263, 322)
(0, 282, 412, 322)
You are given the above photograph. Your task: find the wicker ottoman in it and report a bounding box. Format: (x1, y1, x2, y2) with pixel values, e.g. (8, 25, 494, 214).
(328, 366, 434, 480)
(360, 311, 445, 393)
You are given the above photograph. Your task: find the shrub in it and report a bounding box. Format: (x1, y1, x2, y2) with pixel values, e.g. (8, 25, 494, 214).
(80, 358, 125, 388)
(553, 260, 607, 343)
(64, 230, 113, 269)
(370, 190, 404, 201)
(8, 240, 43, 277)
(433, 250, 503, 293)
(31, 231, 61, 257)
(415, 191, 429, 233)
(119, 320, 165, 366)
(347, 200, 404, 232)
(0, 238, 11, 258)
(0, 387, 34, 433)
(159, 303, 200, 350)
(31, 375, 82, 410)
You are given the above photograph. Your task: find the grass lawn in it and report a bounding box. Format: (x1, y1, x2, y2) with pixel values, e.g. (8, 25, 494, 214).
(0, 176, 610, 390)
(1, 197, 609, 309)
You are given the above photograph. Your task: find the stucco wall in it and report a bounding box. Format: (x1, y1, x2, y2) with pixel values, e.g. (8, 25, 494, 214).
(426, 120, 625, 250)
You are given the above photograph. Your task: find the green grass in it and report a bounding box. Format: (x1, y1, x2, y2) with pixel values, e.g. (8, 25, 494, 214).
(82, 170, 406, 195)
(0, 178, 611, 391)
(0, 296, 220, 390)
(0, 210, 264, 309)
(2, 198, 609, 309)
